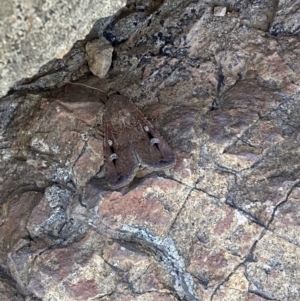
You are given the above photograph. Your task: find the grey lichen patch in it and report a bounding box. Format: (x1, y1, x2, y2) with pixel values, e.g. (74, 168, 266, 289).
(26, 185, 71, 239)
(121, 225, 200, 301)
(30, 137, 51, 153)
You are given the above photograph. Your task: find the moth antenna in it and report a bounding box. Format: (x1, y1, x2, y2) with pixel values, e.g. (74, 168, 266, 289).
(64, 81, 108, 140)
(67, 82, 108, 95)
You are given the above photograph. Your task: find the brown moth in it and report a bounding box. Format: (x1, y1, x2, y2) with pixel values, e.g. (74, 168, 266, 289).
(69, 48, 175, 189)
(103, 91, 175, 189)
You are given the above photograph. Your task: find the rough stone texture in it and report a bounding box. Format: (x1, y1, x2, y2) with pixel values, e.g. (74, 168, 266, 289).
(86, 37, 114, 78)
(0, 0, 126, 97)
(0, 0, 300, 300)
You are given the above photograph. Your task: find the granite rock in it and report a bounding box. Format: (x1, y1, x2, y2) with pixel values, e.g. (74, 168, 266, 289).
(0, 0, 126, 97)
(0, 0, 300, 300)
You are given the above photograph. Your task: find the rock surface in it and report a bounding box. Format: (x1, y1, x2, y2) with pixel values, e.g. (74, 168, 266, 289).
(0, 0, 126, 97)
(1, 0, 300, 300)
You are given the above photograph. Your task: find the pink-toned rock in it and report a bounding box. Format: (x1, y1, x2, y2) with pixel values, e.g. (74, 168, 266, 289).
(99, 177, 190, 237)
(0, 192, 43, 263)
(1, 0, 300, 300)
(270, 187, 300, 245)
(170, 189, 262, 298)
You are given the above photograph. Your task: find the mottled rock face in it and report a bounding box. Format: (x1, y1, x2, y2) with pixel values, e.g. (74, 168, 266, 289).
(1, 0, 300, 300)
(0, 0, 126, 97)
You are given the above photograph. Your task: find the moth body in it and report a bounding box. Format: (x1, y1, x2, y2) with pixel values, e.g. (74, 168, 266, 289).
(103, 92, 175, 189)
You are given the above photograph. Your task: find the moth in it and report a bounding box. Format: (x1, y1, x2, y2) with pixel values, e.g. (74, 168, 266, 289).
(103, 91, 175, 189)
(69, 50, 175, 189)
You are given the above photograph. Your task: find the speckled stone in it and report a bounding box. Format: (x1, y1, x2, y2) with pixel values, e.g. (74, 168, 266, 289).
(0, 0, 126, 97)
(1, 0, 300, 300)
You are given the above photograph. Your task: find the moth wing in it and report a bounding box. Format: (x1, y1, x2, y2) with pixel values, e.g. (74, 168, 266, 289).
(103, 94, 175, 189)
(130, 100, 176, 170)
(103, 95, 139, 189)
